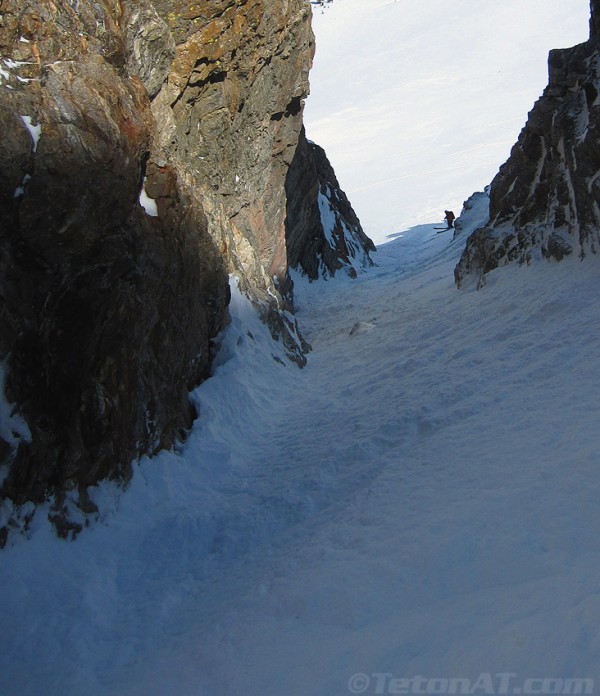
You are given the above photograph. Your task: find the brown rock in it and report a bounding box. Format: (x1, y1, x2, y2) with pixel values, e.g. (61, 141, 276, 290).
(0, 0, 365, 521)
(0, 0, 229, 506)
(150, 0, 316, 357)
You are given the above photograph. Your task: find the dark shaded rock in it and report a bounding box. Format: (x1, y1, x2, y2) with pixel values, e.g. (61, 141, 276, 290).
(75, 488, 99, 515)
(0, 0, 229, 507)
(0, 0, 362, 523)
(0, 439, 11, 464)
(455, 0, 600, 287)
(48, 513, 82, 541)
(544, 231, 574, 261)
(285, 129, 375, 283)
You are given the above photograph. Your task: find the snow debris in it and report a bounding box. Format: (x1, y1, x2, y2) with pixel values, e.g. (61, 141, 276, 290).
(13, 173, 31, 199)
(317, 186, 337, 248)
(349, 320, 375, 336)
(20, 115, 42, 153)
(139, 178, 158, 217)
(0, 361, 31, 449)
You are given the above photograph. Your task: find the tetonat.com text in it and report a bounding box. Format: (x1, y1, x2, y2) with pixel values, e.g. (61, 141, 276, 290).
(347, 673, 595, 696)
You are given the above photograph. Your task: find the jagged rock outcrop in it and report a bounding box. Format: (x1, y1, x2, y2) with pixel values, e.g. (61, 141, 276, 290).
(285, 129, 375, 280)
(0, 0, 334, 527)
(455, 0, 600, 287)
(149, 1, 314, 308)
(152, 0, 317, 364)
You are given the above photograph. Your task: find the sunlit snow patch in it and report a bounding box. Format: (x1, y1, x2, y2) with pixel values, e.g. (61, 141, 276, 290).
(139, 178, 158, 217)
(317, 188, 337, 249)
(20, 115, 41, 152)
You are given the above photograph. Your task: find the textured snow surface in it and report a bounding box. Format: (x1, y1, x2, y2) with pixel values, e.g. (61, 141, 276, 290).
(2, 198, 600, 695)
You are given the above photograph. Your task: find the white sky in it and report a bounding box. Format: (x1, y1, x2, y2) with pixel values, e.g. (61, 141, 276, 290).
(303, 0, 591, 244)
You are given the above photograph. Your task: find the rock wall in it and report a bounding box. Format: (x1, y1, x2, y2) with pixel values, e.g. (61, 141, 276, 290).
(0, 0, 363, 527)
(0, 0, 375, 527)
(455, 0, 600, 288)
(149, 0, 320, 365)
(148, 0, 314, 307)
(0, 0, 232, 515)
(285, 128, 376, 280)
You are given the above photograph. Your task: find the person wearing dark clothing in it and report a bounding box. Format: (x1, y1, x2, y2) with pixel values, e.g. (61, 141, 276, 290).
(444, 210, 456, 228)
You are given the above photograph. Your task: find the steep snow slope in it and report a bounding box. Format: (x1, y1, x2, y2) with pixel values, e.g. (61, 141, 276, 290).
(2, 198, 600, 694)
(304, 0, 590, 244)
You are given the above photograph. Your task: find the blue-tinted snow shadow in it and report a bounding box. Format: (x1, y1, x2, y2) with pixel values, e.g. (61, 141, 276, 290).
(385, 222, 449, 241)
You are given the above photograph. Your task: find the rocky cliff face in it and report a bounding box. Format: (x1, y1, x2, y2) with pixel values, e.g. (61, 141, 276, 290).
(149, 1, 314, 306)
(455, 0, 600, 288)
(0, 0, 372, 531)
(286, 128, 375, 280)
(0, 0, 232, 520)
